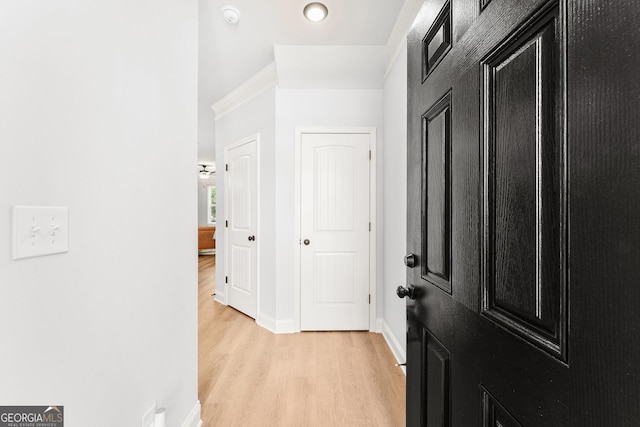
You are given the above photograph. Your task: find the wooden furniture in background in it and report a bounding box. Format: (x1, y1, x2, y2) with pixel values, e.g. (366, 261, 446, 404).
(198, 226, 216, 251)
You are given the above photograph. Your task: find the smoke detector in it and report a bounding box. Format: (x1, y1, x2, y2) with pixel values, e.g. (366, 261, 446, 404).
(221, 6, 240, 24)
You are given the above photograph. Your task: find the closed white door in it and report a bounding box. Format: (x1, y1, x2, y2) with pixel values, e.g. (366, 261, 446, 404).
(300, 133, 370, 330)
(225, 137, 258, 319)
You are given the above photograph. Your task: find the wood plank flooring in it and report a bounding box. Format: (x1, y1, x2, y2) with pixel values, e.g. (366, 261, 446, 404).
(198, 255, 406, 426)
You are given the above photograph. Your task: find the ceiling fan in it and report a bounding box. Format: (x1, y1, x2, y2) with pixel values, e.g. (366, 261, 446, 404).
(198, 164, 215, 179)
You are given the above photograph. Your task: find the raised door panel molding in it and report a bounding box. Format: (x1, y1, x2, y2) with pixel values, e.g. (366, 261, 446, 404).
(230, 245, 252, 294)
(314, 146, 357, 231)
(314, 253, 356, 304)
(481, 1, 567, 361)
(481, 386, 523, 427)
(424, 329, 451, 426)
(422, 92, 452, 293)
(422, 1, 452, 79)
(230, 154, 253, 230)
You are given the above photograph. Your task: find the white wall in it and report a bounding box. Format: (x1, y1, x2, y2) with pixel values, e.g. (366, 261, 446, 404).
(382, 42, 409, 361)
(274, 89, 385, 329)
(215, 87, 277, 323)
(198, 111, 216, 164)
(198, 0, 216, 164)
(0, 1, 199, 426)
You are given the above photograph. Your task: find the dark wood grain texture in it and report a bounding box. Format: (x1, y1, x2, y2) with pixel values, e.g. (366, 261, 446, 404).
(425, 330, 451, 426)
(482, 3, 566, 359)
(422, 1, 452, 79)
(422, 93, 452, 292)
(406, 0, 640, 425)
(567, 0, 640, 424)
(482, 386, 522, 427)
(453, 0, 480, 42)
(450, 67, 481, 311)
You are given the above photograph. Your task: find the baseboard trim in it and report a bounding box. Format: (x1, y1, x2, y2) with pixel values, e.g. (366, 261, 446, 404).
(180, 400, 202, 427)
(276, 318, 296, 334)
(374, 318, 384, 333)
(256, 312, 277, 334)
(382, 320, 406, 376)
(213, 291, 226, 305)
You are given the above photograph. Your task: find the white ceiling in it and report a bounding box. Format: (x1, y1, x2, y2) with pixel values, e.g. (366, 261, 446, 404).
(200, 0, 405, 104)
(198, 0, 407, 162)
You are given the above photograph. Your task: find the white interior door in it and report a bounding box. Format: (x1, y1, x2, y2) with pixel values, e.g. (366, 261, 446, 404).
(300, 133, 370, 330)
(225, 136, 258, 319)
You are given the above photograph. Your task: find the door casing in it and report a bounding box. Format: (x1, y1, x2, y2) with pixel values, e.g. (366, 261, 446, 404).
(219, 133, 260, 320)
(294, 127, 378, 332)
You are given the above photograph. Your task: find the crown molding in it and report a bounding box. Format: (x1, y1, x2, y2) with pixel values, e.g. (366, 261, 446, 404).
(212, 0, 420, 110)
(211, 62, 278, 120)
(385, 0, 422, 79)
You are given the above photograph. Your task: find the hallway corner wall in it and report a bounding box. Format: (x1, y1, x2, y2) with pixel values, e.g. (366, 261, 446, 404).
(382, 40, 409, 363)
(0, 0, 199, 425)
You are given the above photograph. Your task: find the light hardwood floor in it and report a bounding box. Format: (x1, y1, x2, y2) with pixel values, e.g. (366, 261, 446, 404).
(198, 255, 406, 426)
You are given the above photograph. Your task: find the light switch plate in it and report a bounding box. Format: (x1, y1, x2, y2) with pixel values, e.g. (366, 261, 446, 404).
(142, 403, 156, 427)
(13, 206, 69, 260)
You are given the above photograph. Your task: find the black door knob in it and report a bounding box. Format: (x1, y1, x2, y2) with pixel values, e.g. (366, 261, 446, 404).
(303, 239, 310, 245)
(248, 235, 255, 241)
(404, 253, 417, 268)
(397, 285, 417, 300)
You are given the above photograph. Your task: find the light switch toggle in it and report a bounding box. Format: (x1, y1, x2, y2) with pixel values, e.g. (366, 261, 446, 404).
(13, 206, 69, 260)
(30, 226, 42, 237)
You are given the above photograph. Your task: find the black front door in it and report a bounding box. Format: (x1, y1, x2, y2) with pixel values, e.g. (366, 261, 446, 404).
(403, 0, 640, 425)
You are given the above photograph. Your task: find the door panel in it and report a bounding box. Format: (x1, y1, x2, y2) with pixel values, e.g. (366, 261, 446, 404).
(230, 154, 252, 229)
(300, 133, 370, 331)
(422, 92, 452, 292)
(314, 252, 356, 303)
(230, 244, 251, 293)
(481, 387, 522, 427)
(423, 1, 451, 77)
(314, 145, 357, 231)
(226, 137, 258, 318)
(482, 2, 566, 359)
(406, 0, 640, 425)
(424, 329, 451, 427)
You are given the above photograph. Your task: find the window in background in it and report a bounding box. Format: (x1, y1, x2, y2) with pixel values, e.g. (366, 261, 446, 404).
(207, 186, 216, 224)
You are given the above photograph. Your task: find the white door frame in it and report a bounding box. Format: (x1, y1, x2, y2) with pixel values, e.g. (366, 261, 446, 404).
(294, 127, 377, 332)
(221, 133, 260, 319)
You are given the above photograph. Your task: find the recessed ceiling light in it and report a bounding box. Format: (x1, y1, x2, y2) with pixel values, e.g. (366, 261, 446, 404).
(303, 2, 328, 22)
(221, 5, 240, 25)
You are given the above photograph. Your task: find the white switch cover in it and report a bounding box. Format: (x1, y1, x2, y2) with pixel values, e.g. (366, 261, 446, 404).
(13, 206, 69, 260)
(141, 403, 156, 427)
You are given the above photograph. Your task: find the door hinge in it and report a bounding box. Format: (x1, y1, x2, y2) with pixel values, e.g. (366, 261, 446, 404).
(225, 220, 228, 227)
(225, 276, 228, 284)
(369, 294, 371, 304)
(369, 222, 371, 232)
(225, 164, 229, 171)
(369, 150, 372, 160)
